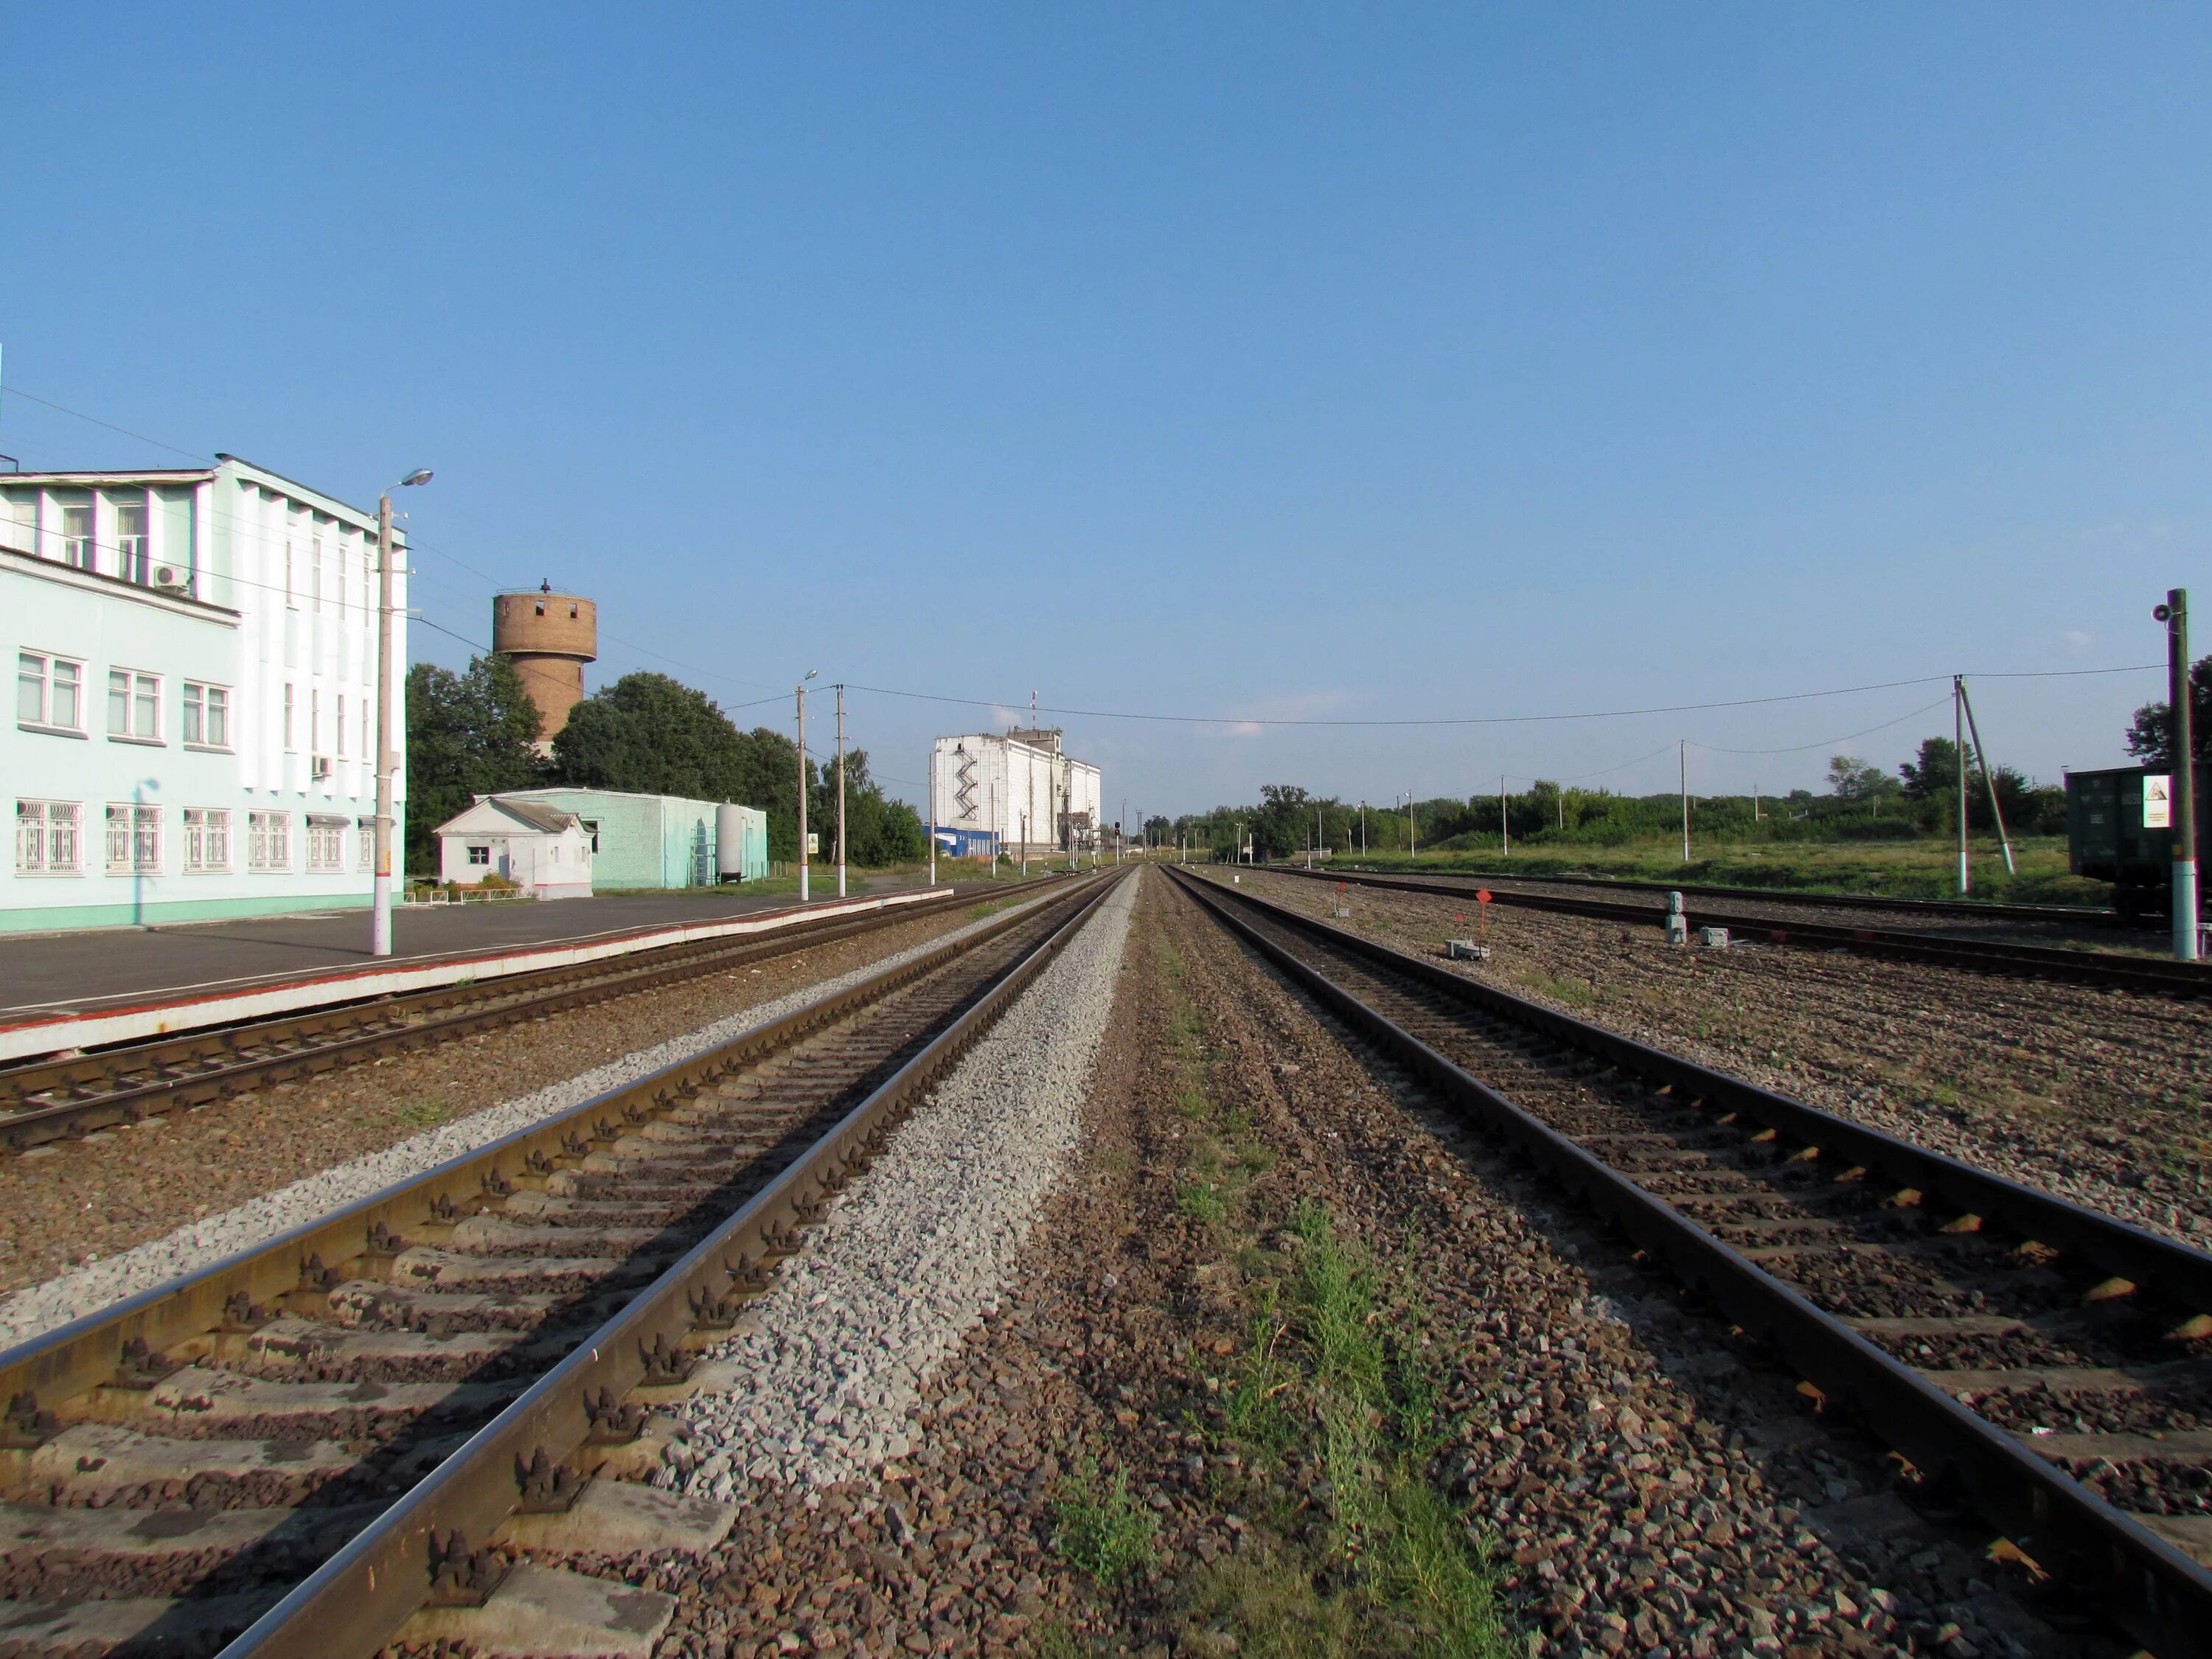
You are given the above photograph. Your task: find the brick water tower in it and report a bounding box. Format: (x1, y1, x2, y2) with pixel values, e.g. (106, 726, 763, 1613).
(493, 585, 597, 753)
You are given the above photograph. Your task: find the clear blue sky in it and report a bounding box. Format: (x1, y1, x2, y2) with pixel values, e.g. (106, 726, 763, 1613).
(4, 5, 2205, 818)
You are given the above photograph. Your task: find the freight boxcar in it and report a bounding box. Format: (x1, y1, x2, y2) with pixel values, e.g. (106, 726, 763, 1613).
(2067, 762, 2211, 916)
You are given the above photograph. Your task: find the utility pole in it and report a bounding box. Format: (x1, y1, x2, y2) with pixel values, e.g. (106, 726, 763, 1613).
(1955, 677, 2016, 875)
(371, 468, 431, 958)
(1753, 782, 1760, 824)
(834, 684, 846, 900)
(1679, 742, 1690, 864)
(1408, 790, 1416, 860)
(796, 669, 817, 902)
(1359, 800, 1366, 857)
(1500, 774, 1509, 858)
(1955, 677, 1969, 896)
(2159, 590, 2199, 961)
(1020, 811, 1029, 876)
(927, 745, 936, 888)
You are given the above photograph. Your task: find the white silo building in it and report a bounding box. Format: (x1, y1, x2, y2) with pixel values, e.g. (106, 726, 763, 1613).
(928, 728, 1102, 860)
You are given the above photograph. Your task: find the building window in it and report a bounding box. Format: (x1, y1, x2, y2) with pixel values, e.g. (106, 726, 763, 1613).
(335, 693, 347, 757)
(114, 500, 149, 585)
(307, 816, 347, 872)
(248, 810, 291, 872)
(105, 804, 161, 873)
(361, 700, 372, 759)
(358, 820, 375, 873)
(17, 652, 85, 731)
(183, 681, 230, 748)
(183, 807, 231, 872)
(108, 669, 161, 741)
(467, 844, 491, 866)
(60, 504, 93, 571)
(285, 542, 295, 607)
(16, 800, 83, 874)
(284, 684, 296, 751)
(311, 538, 324, 613)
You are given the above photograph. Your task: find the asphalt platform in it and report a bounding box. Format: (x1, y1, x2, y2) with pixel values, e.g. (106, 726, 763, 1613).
(0, 877, 1001, 1023)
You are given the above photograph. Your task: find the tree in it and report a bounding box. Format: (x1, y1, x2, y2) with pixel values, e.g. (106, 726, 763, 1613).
(405, 655, 546, 876)
(1825, 754, 1896, 801)
(1897, 737, 1961, 803)
(552, 673, 922, 864)
(2125, 656, 2212, 771)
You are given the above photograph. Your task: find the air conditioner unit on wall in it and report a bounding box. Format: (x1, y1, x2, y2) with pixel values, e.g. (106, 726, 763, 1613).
(153, 564, 189, 588)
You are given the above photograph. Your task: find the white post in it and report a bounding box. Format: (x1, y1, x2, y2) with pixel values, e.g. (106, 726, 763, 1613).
(371, 493, 396, 956)
(927, 746, 936, 888)
(1501, 773, 1509, 858)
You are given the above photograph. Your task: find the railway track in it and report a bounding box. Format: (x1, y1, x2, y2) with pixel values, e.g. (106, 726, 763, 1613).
(0, 869, 1123, 1659)
(1321, 862, 2124, 927)
(1265, 863, 2212, 998)
(0, 880, 1048, 1155)
(1170, 866, 2212, 1657)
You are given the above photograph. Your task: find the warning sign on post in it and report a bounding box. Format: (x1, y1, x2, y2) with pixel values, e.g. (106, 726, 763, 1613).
(2145, 775, 2172, 830)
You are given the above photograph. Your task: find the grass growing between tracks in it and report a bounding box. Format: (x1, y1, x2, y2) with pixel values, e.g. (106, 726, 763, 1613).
(1139, 930, 1513, 1659)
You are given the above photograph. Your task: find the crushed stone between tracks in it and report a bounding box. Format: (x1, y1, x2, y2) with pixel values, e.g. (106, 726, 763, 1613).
(663, 872, 1137, 1496)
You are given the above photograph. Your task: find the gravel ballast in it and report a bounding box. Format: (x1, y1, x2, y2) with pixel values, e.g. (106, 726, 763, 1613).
(1235, 868, 2212, 1249)
(663, 872, 1138, 1499)
(0, 892, 1059, 1348)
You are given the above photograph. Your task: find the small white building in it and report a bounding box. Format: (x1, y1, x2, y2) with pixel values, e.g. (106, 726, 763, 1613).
(929, 728, 1102, 858)
(4, 455, 408, 933)
(434, 796, 594, 900)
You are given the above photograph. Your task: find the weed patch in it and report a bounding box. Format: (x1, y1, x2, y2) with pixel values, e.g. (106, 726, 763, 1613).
(1052, 1457, 1159, 1586)
(396, 1096, 454, 1129)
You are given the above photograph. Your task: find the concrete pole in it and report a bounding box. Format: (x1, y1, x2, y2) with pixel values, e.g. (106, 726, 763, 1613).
(1956, 677, 2016, 875)
(1955, 677, 1969, 897)
(796, 678, 810, 902)
(835, 684, 846, 900)
(1680, 742, 1690, 864)
(1501, 773, 1509, 858)
(927, 747, 936, 888)
(370, 493, 397, 956)
(2166, 590, 2199, 960)
(1408, 789, 1416, 860)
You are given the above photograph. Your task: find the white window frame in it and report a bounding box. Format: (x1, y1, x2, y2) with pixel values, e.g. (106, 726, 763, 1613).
(17, 651, 86, 736)
(307, 816, 347, 873)
(113, 495, 149, 585)
(105, 804, 161, 874)
(283, 683, 296, 752)
(60, 501, 94, 571)
(248, 810, 292, 873)
(183, 807, 232, 873)
(357, 820, 375, 873)
(336, 692, 347, 758)
(466, 844, 491, 866)
(107, 668, 162, 744)
(183, 681, 232, 751)
(16, 799, 83, 876)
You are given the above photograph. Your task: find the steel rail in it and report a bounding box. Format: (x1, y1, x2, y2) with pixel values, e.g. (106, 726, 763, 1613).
(0, 880, 1039, 1152)
(1170, 867, 2212, 1658)
(1321, 861, 2122, 925)
(206, 866, 1123, 1658)
(1266, 864, 2211, 998)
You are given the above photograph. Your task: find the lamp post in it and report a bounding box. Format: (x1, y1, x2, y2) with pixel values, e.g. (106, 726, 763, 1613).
(371, 468, 432, 958)
(795, 669, 817, 902)
(2157, 591, 2198, 961)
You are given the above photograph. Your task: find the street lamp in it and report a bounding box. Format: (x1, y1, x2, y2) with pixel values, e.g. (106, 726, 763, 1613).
(796, 669, 818, 902)
(372, 468, 433, 958)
